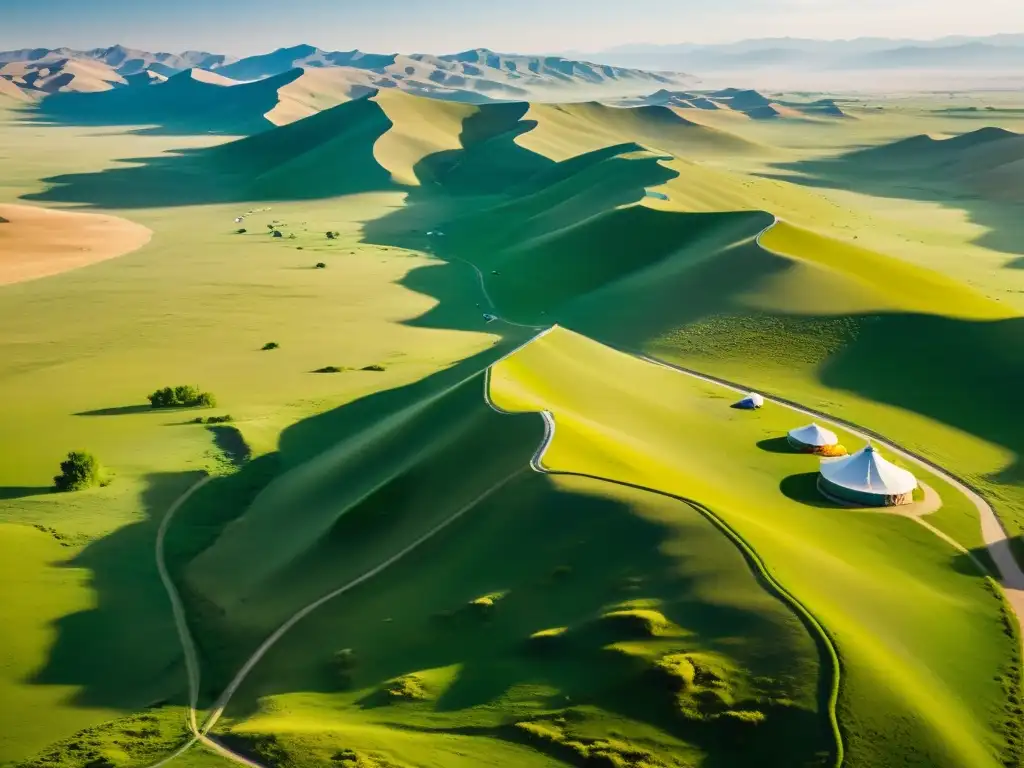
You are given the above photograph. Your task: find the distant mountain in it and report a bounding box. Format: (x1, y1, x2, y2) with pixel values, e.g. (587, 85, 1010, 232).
(625, 87, 850, 120)
(0, 44, 692, 103)
(0, 57, 125, 94)
(0, 45, 231, 78)
(217, 45, 683, 95)
(585, 34, 1024, 77)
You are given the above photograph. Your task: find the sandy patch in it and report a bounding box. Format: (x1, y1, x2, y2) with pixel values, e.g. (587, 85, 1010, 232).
(0, 204, 152, 286)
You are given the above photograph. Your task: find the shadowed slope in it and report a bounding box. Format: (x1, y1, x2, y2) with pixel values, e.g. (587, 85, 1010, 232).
(488, 326, 1019, 768)
(168, 344, 827, 767)
(33, 68, 303, 135)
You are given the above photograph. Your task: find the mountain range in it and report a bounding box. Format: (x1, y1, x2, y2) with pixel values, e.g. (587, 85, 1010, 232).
(0, 43, 691, 103)
(580, 34, 1024, 73)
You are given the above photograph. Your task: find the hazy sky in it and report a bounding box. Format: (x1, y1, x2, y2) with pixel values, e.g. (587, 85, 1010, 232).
(2, 0, 1022, 55)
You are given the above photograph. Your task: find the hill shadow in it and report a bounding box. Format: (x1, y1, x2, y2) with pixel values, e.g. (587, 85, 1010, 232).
(75, 404, 156, 417)
(0, 486, 53, 500)
(220, 470, 833, 768)
(20, 97, 398, 209)
(759, 136, 1024, 258)
(208, 425, 251, 467)
(24, 69, 303, 137)
(21, 145, 244, 209)
(26, 471, 206, 713)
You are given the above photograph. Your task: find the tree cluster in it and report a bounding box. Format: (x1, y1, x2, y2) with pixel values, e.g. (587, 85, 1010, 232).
(148, 385, 216, 409)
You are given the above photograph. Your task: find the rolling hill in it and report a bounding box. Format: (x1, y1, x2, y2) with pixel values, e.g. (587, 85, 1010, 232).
(4, 70, 1024, 768)
(34, 66, 389, 134)
(787, 126, 1024, 202)
(0, 45, 233, 77)
(633, 88, 849, 120)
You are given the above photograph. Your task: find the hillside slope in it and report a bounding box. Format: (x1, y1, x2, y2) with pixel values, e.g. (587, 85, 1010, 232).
(487, 326, 1018, 768)
(176, 363, 827, 767)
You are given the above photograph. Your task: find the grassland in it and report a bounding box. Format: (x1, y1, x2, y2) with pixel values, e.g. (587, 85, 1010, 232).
(488, 326, 1019, 768)
(1, 83, 1023, 768)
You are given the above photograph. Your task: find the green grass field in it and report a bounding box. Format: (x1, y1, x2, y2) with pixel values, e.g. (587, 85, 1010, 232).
(2, 85, 1024, 768)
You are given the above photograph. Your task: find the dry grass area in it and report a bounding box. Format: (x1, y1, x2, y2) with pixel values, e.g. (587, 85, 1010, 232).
(0, 204, 151, 286)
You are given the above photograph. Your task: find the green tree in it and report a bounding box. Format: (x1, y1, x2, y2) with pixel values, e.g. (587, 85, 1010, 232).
(54, 451, 105, 492)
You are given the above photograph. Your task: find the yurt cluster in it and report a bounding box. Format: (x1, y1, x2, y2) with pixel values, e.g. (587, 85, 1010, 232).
(736, 391, 919, 507)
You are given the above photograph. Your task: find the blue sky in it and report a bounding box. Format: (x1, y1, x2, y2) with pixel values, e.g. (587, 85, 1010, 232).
(1, 0, 1021, 55)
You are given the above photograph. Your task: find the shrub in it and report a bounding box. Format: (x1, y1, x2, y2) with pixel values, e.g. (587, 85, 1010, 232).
(314, 366, 344, 373)
(261, 342, 279, 351)
(54, 451, 106, 492)
(599, 608, 672, 638)
(326, 231, 336, 240)
(272, 230, 283, 238)
(384, 675, 429, 701)
(148, 385, 216, 409)
(467, 591, 507, 620)
(653, 654, 696, 692)
(205, 415, 234, 424)
(361, 364, 386, 372)
(527, 627, 568, 654)
(315, 262, 326, 269)
(235, 228, 246, 234)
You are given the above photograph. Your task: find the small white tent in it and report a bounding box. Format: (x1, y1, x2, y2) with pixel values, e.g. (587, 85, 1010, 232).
(818, 445, 917, 506)
(735, 392, 764, 410)
(788, 423, 839, 451)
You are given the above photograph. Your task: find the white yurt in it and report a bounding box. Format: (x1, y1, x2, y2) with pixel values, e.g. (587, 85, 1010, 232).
(818, 445, 918, 506)
(735, 392, 765, 410)
(788, 423, 839, 453)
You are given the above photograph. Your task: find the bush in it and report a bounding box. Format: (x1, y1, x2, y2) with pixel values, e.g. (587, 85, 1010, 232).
(148, 385, 216, 409)
(326, 231, 336, 240)
(235, 228, 246, 234)
(315, 262, 326, 269)
(261, 342, 279, 351)
(314, 366, 344, 373)
(54, 451, 106, 492)
(205, 415, 234, 424)
(361, 364, 386, 372)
